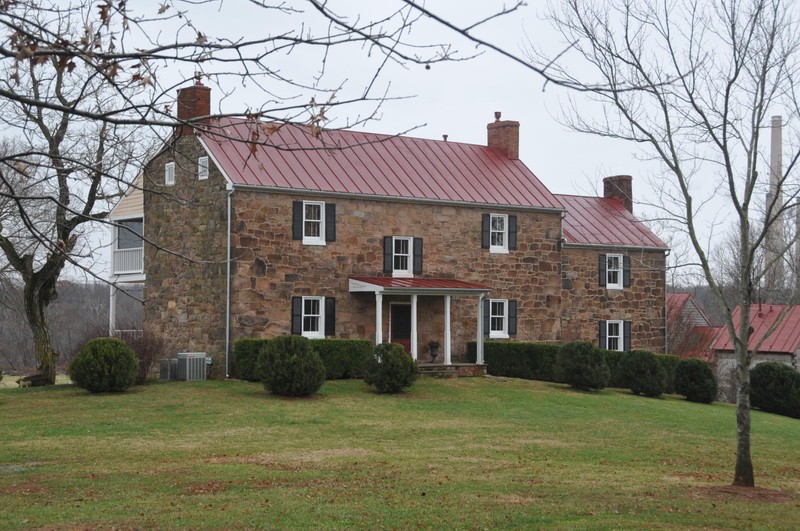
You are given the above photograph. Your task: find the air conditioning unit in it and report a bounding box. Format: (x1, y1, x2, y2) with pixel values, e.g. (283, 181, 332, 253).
(177, 352, 207, 381)
(159, 358, 178, 381)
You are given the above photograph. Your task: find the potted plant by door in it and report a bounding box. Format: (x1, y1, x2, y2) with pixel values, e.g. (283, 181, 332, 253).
(428, 340, 440, 363)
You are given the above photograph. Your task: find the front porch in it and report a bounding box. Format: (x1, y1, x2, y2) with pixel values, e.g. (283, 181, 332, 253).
(349, 276, 490, 365)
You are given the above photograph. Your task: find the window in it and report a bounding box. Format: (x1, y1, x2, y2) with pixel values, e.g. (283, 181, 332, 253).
(197, 156, 209, 180)
(481, 213, 517, 252)
(483, 299, 517, 337)
(117, 219, 143, 249)
(489, 299, 508, 338)
(600, 320, 631, 351)
(292, 201, 335, 245)
(292, 296, 335, 338)
(165, 162, 175, 186)
(383, 236, 423, 276)
(599, 254, 631, 289)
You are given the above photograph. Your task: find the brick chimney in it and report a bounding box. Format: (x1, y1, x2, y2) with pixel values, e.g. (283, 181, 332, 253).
(487, 112, 520, 160)
(176, 76, 211, 136)
(603, 175, 633, 213)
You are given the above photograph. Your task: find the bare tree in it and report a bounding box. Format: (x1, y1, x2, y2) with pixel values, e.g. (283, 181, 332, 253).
(0, 1, 536, 383)
(534, 0, 800, 486)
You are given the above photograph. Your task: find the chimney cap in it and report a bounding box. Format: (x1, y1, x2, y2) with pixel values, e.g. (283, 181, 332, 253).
(494, 111, 501, 121)
(442, 134, 448, 141)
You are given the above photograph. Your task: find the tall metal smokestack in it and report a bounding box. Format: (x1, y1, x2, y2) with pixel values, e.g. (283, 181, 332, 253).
(764, 115, 785, 300)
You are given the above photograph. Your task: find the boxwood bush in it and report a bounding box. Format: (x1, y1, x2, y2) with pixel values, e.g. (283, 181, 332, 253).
(751, 362, 800, 419)
(656, 354, 682, 394)
(674, 358, 717, 403)
(466, 341, 561, 382)
(257, 335, 325, 397)
(602, 349, 630, 388)
(311, 339, 374, 379)
(68, 337, 138, 393)
(364, 342, 418, 393)
(233, 338, 270, 382)
(556, 341, 609, 391)
(623, 350, 665, 398)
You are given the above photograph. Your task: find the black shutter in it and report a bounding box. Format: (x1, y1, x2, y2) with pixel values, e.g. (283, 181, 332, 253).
(324, 298, 336, 337)
(325, 203, 336, 242)
(413, 238, 423, 274)
(599, 254, 607, 287)
(481, 214, 490, 248)
(291, 297, 302, 335)
(508, 215, 517, 250)
(508, 300, 518, 335)
(623, 255, 631, 287)
(383, 236, 393, 274)
(483, 299, 490, 336)
(623, 320, 632, 351)
(292, 201, 303, 240)
(599, 321, 607, 349)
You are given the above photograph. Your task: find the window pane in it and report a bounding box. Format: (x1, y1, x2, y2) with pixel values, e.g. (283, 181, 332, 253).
(117, 220, 143, 249)
(608, 337, 619, 350)
(305, 203, 321, 221)
(491, 231, 504, 246)
(394, 255, 408, 270)
(305, 220, 320, 237)
(608, 322, 619, 336)
(491, 216, 505, 231)
(394, 239, 408, 254)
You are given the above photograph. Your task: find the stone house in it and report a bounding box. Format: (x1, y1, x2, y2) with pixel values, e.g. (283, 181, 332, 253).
(124, 82, 668, 378)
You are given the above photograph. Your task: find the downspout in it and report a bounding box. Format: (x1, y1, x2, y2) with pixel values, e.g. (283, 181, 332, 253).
(225, 182, 234, 378)
(664, 248, 671, 354)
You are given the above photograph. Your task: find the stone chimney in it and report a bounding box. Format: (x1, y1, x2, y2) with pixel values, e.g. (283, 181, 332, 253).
(487, 112, 520, 160)
(603, 175, 633, 214)
(176, 76, 211, 136)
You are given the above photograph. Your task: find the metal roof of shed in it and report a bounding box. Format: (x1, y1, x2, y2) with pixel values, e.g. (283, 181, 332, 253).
(556, 194, 668, 249)
(198, 118, 563, 210)
(713, 304, 800, 354)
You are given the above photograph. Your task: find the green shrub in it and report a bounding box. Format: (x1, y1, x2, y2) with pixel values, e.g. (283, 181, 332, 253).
(656, 354, 681, 394)
(674, 359, 717, 403)
(257, 335, 325, 397)
(364, 343, 418, 393)
(68, 338, 138, 393)
(465, 341, 561, 382)
(623, 350, 665, 398)
(751, 362, 800, 419)
(234, 338, 270, 382)
(556, 341, 609, 391)
(311, 339, 374, 379)
(602, 349, 631, 388)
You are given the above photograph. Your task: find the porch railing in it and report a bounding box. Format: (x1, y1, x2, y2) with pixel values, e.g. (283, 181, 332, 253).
(113, 247, 143, 275)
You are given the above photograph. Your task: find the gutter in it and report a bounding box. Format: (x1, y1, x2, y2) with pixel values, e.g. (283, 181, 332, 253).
(225, 182, 233, 378)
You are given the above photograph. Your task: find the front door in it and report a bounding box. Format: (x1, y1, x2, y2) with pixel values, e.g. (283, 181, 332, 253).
(390, 304, 411, 353)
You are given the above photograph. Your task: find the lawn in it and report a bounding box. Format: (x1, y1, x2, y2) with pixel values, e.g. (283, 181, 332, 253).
(1, 377, 799, 529)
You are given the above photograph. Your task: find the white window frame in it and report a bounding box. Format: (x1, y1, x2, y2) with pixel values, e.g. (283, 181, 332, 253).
(197, 156, 209, 180)
(606, 254, 623, 290)
(302, 296, 325, 339)
(392, 236, 413, 278)
(165, 162, 175, 186)
(302, 201, 326, 246)
(489, 299, 509, 339)
(606, 320, 624, 351)
(490, 213, 508, 254)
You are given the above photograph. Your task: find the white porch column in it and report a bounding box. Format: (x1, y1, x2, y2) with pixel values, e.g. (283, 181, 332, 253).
(410, 294, 418, 361)
(477, 294, 485, 364)
(444, 295, 452, 365)
(375, 293, 383, 344)
(109, 284, 117, 336)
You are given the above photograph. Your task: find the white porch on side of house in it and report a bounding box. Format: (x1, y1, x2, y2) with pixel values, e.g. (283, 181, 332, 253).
(348, 276, 490, 364)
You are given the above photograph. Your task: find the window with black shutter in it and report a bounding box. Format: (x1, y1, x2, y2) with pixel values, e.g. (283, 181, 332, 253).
(292, 201, 335, 245)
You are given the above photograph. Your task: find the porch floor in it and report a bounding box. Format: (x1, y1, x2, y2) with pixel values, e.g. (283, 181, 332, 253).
(417, 363, 486, 378)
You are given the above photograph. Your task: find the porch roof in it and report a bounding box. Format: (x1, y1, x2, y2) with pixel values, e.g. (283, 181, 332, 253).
(349, 276, 490, 296)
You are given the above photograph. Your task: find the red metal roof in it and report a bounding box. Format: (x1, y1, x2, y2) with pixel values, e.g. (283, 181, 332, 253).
(350, 276, 489, 291)
(198, 119, 563, 209)
(680, 326, 722, 362)
(667, 293, 711, 328)
(556, 194, 667, 249)
(713, 305, 800, 354)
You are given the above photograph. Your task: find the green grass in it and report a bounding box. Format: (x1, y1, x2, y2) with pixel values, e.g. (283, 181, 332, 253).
(1, 378, 799, 529)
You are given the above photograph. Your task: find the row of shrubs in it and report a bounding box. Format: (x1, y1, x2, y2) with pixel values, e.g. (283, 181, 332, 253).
(467, 340, 716, 403)
(751, 362, 800, 419)
(233, 338, 373, 382)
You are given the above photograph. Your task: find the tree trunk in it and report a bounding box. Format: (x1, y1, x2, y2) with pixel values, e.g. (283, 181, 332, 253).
(23, 276, 59, 385)
(733, 344, 755, 486)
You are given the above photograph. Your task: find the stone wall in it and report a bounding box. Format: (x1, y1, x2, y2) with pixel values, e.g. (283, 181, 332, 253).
(143, 135, 229, 376)
(560, 246, 666, 352)
(229, 191, 564, 360)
